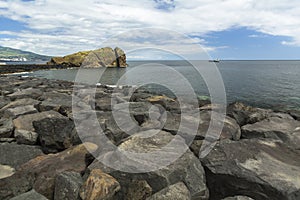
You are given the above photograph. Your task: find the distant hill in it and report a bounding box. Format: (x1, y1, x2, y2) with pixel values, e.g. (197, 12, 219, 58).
(0, 46, 51, 62)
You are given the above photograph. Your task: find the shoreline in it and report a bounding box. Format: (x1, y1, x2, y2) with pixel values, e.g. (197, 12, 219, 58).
(0, 64, 76, 75)
(2, 64, 300, 112)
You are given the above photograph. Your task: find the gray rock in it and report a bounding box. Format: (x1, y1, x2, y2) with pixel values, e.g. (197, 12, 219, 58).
(201, 139, 300, 200)
(97, 111, 140, 144)
(0, 164, 15, 179)
(241, 117, 300, 146)
(7, 88, 43, 100)
(95, 96, 114, 111)
(128, 91, 154, 102)
(10, 190, 48, 200)
(222, 196, 254, 200)
(88, 130, 209, 200)
(0, 142, 43, 169)
(124, 180, 152, 200)
(0, 98, 40, 112)
(0, 118, 13, 138)
(227, 102, 271, 126)
(13, 110, 66, 132)
(147, 182, 191, 200)
(113, 102, 160, 125)
(54, 171, 83, 200)
(14, 129, 38, 145)
(269, 112, 294, 120)
(141, 119, 162, 130)
(33, 116, 79, 153)
(288, 110, 300, 120)
(4, 105, 37, 119)
(0, 97, 10, 110)
(0, 138, 15, 143)
(0, 143, 97, 200)
(163, 111, 241, 142)
(37, 92, 73, 117)
(146, 95, 182, 114)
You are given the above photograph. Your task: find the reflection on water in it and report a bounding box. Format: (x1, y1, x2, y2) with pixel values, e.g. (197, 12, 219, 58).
(11, 60, 300, 110)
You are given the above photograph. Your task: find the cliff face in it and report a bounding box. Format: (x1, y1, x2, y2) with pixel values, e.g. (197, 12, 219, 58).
(47, 47, 127, 68)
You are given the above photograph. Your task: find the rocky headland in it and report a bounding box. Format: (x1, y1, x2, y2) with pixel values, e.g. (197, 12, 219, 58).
(0, 47, 127, 75)
(47, 47, 127, 68)
(0, 75, 299, 200)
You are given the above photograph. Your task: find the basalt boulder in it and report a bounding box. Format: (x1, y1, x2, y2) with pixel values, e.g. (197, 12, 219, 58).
(201, 139, 300, 200)
(87, 130, 209, 200)
(241, 117, 300, 149)
(0, 143, 98, 200)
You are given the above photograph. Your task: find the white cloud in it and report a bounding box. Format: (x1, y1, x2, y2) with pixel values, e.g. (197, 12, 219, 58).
(0, 0, 300, 57)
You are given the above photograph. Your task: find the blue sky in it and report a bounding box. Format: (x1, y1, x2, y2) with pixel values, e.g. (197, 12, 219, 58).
(1, 0, 300, 60)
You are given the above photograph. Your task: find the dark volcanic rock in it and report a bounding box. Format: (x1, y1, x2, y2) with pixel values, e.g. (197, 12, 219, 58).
(241, 117, 300, 149)
(222, 196, 254, 200)
(0, 98, 40, 112)
(113, 102, 160, 125)
(288, 110, 300, 120)
(54, 171, 83, 200)
(37, 91, 73, 118)
(88, 130, 209, 200)
(227, 102, 271, 126)
(124, 180, 152, 200)
(4, 105, 37, 119)
(147, 182, 191, 200)
(13, 110, 65, 132)
(95, 95, 113, 111)
(146, 95, 179, 113)
(10, 190, 48, 200)
(163, 110, 241, 142)
(7, 88, 43, 100)
(14, 129, 38, 145)
(0, 65, 69, 75)
(0, 142, 43, 169)
(0, 143, 98, 200)
(0, 97, 10, 110)
(33, 116, 79, 153)
(0, 117, 13, 138)
(201, 139, 300, 200)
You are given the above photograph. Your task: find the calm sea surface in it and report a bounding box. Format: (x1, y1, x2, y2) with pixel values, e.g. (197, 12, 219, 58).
(12, 60, 300, 110)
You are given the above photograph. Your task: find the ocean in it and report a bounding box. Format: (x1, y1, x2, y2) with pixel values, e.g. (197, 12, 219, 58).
(11, 60, 300, 110)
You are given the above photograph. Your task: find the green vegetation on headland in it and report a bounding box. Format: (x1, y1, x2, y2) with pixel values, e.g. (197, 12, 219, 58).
(47, 47, 127, 68)
(0, 46, 51, 62)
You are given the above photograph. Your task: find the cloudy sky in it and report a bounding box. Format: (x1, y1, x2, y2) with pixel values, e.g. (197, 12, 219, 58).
(1, 0, 300, 59)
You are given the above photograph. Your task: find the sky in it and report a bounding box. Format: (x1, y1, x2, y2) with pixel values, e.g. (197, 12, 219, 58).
(1, 0, 300, 60)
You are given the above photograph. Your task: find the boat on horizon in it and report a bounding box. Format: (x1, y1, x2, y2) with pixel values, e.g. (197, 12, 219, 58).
(0, 62, 6, 65)
(209, 59, 220, 63)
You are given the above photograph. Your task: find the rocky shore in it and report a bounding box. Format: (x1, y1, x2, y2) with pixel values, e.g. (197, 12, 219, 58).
(0, 75, 299, 200)
(0, 64, 70, 75)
